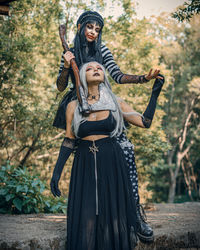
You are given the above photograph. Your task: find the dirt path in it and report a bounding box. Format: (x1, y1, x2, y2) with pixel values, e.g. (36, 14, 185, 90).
(0, 202, 200, 249)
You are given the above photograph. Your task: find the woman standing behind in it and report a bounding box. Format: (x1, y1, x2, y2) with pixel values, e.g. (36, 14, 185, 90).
(53, 10, 161, 130)
(50, 61, 164, 249)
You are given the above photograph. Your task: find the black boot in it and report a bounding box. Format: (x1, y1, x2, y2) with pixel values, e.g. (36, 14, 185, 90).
(136, 203, 154, 243)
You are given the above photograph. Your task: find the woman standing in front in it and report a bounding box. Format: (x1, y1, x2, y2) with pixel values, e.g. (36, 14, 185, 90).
(50, 61, 164, 249)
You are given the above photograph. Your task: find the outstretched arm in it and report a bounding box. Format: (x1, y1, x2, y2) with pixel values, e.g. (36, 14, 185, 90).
(120, 69, 163, 84)
(50, 101, 76, 197)
(119, 74, 165, 128)
(102, 45, 162, 84)
(119, 99, 145, 128)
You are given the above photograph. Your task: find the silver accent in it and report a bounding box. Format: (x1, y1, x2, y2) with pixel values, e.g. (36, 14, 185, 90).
(90, 83, 116, 112)
(119, 140, 134, 150)
(89, 141, 99, 215)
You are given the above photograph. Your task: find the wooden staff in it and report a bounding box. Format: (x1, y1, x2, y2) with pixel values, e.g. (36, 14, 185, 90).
(59, 24, 90, 114)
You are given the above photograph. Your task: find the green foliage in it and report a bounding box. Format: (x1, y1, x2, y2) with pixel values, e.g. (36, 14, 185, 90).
(0, 163, 67, 214)
(172, 0, 200, 22)
(154, 14, 200, 202)
(1, 0, 199, 206)
(147, 161, 171, 203)
(0, 0, 63, 170)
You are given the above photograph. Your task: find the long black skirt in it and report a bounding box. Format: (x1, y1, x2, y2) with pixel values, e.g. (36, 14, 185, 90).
(66, 137, 137, 250)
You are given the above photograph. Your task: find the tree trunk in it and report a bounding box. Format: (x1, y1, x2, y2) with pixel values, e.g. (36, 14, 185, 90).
(167, 150, 177, 203)
(18, 130, 41, 168)
(168, 168, 177, 203)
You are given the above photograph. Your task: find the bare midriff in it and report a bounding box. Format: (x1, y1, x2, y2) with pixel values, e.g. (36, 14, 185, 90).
(82, 135, 109, 141)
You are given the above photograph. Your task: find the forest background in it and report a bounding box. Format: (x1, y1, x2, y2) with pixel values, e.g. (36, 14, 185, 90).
(0, 0, 200, 214)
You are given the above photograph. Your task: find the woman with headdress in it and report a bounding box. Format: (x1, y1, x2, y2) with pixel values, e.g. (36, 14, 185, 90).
(53, 10, 163, 243)
(50, 61, 164, 249)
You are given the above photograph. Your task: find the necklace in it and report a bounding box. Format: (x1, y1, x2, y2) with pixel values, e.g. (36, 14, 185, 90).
(87, 93, 100, 101)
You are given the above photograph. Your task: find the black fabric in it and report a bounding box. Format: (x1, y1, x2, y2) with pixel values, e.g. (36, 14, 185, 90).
(53, 48, 77, 130)
(66, 137, 137, 250)
(116, 132, 139, 204)
(53, 88, 76, 130)
(76, 11, 104, 28)
(143, 74, 165, 125)
(50, 137, 75, 197)
(77, 111, 116, 138)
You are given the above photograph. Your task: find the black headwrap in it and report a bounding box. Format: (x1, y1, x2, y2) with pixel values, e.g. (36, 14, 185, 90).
(76, 11, 104, 28)
(74, 11, 104, 68)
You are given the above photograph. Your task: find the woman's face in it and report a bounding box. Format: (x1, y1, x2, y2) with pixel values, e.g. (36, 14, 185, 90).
(84, 22, 101, 42)
(86, 62, 104, 84)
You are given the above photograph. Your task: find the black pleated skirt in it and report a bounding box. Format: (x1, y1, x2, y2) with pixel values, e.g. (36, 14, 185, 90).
(66, 137, 137, 250)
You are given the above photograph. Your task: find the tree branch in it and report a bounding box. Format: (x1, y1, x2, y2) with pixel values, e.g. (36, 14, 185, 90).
(179, 98, 195, 150)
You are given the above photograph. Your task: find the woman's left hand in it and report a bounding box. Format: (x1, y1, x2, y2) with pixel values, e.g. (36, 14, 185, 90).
(145, 69, 163, 81)
(50, 174, 61, 197)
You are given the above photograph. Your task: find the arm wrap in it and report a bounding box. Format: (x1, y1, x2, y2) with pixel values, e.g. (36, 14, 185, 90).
(142, 74, 165, 128)
(62, 137, 75, 149)
(120, 74, 149, 84)
(142, 116, 152, 128)
(56, 67, 70, 92)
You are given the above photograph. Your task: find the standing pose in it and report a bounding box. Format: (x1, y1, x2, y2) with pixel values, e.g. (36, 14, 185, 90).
(53, 10, 164, 242)
(50, 62, 164, 249)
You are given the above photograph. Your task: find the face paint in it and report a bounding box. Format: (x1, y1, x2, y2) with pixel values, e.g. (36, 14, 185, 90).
(84, 22, 101, 42)
(86, 62, 104, 84)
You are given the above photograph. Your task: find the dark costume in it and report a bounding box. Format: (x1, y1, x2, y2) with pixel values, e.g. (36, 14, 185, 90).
(51, 73, 165, 246)
(53, 45, 148, 130)
(116, 132, 139, 203)
(51, 11, 166, 244)
(66, 113, 137, 250)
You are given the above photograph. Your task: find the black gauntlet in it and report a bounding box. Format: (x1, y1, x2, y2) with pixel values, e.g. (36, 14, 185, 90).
(50, 137, 75, 197)
(142, 74, 165, 128)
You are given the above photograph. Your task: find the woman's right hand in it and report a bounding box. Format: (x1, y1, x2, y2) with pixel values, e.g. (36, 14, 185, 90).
(63, 51, 75, 69)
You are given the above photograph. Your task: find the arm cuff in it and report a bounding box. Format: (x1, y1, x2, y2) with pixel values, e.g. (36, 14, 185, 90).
(142, 116, 152, 128)
(62, 137, 75, 149)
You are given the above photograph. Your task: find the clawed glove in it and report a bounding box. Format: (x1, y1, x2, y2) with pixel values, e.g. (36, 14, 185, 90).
(142, 74, 165, 128)
(50, 137, 75, 197)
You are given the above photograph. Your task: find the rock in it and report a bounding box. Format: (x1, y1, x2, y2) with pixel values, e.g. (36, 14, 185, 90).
(0, 203, 200, 250)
